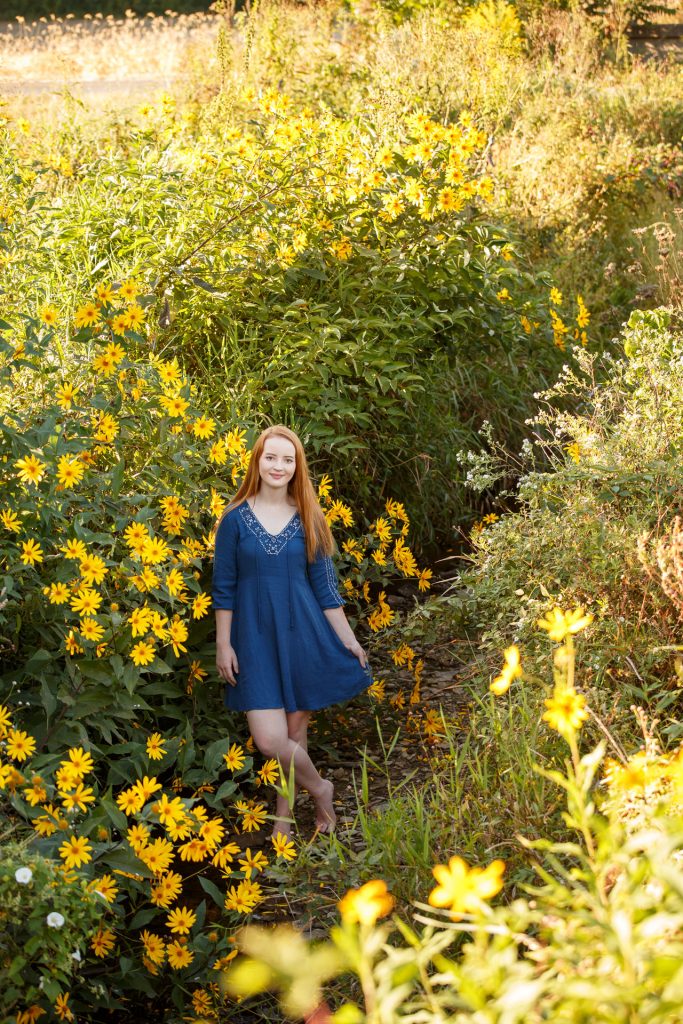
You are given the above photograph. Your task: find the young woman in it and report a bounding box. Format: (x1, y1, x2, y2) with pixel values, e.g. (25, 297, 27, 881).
(212, 425, 372, 836)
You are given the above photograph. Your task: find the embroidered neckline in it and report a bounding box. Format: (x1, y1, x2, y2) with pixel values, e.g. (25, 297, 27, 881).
(240, 502, 301, 555)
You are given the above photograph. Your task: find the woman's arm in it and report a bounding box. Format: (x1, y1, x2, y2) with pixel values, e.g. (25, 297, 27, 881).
(215, 609, 239, 685)
(213, 512, 240, 686)
(323, 607, 368, 668)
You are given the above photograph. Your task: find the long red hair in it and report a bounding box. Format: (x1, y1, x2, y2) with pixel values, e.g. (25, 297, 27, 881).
(219, 425, 334, 561)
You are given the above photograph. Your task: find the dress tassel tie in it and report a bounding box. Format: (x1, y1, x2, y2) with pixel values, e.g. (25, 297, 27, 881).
(256, 557, 263, 634)
(287, 541, 295, 630)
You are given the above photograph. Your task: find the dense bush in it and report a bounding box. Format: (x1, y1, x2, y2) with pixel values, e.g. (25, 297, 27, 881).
(1, 96, 575, 550)
(448, 308, 683, 739)
(0, 283, 432, 1021)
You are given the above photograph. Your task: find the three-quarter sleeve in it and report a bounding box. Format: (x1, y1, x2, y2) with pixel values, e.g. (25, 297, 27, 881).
(212, 511, 239, 610)
(307, 549, 345, 609)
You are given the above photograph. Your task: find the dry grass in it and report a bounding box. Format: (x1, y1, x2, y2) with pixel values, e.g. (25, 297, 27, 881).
(0, 11, 220, 89)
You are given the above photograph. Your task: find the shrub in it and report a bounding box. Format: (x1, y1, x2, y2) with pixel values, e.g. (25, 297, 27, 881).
(0, 288, 431, 1020)
(448, 308, 683, 738)
(0, 841, 103, 1024)
(0, 88, 572, 549)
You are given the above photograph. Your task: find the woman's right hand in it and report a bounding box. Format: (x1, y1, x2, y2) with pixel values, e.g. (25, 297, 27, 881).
(217, 643, 239, 686)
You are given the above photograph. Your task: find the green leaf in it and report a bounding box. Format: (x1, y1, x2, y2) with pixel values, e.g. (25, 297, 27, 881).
(199, 876, 225, 910)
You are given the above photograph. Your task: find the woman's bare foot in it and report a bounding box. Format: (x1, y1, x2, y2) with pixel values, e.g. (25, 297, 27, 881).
(271, 817, 294, 841)
(313, 779, 336, 834)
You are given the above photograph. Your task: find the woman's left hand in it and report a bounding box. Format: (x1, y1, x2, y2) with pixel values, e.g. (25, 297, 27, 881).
(345, 637, 368, 668)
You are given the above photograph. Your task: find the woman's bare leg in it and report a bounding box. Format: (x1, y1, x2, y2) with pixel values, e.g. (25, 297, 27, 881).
(247, 709, 335, 835)
(272, 711, 309, 838)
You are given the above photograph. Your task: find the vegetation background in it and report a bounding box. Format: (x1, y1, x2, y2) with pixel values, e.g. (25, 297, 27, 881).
(1, 0, 683, 1020)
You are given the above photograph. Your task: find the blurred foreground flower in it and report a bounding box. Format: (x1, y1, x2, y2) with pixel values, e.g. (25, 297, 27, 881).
(537, 606, 593, 642)
(489, 644, 522, 695)
(338, 879, 395, 926)
(543, 683, 589, 738)
(428, 855, 505, 919)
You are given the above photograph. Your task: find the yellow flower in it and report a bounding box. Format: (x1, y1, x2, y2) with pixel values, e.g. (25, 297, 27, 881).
(489, 645, 522, 696)
(15, 454, 47, 486)
(54, 992, 74, 1022)
(224, 881, 259, 914)
(132, 775, 163, 804)
(428, 856, 505, 919)
(1, 508, 21, 533)
(367, 678, 385, 702)
(116, 787, 145, 815)
(61, 538, 88, 561)
(496, 288, 511, 302)
(147, 733, 167, 760)
(550, 287, 563, 306)
(131, 640, 156, 667)
(61, 783, 96, 812)
(537, 606, 593, 642)
(80, 618, 104, 643)
(95, 282, 114, 306)
(70, 587, 102, 617)
(79, 554, 107, 586)
(223, 743, 245, 771)
(74, 303, 101, 329)
(164, 568, 187, 597)
(338, 880, 395, 925)
(192, 416, 216, 439)
(271, 831, 297, 860)
(56, 456, 86, 489)
(118, 278, 140, 303)
(109, 312, 127, 336)
(437, 186, 463, 213)
(40, 304, 59, 326)
(59, 834, 93, 869)
(124, 304, 145, 331)
(167, 940, 194, 970)
(6, 728, 36, 762)
(91, 928, 116, 958)
(238, 847, 269, 878)
(139, 837, 175, 874)
(89, 873, 119, 903)
(168, 615, 188, 657)
(159, 394, 190, 419)
(20, 539, 43, 566)
(543, 683, 589, 738)
(566, 442, 581, 464)
(166, 905, 197, 935)
(257, 758, 279, 786)
(240, 803, 267, 832)
(418, 568, 432, 592)
(141, 537, 171, 565)
(191, 592, 212, 619)
(92, 351, 118, 377)
(141, 930, 166, 964)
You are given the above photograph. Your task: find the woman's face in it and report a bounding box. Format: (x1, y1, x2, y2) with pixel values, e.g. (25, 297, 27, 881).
(258, 435, 296, 492)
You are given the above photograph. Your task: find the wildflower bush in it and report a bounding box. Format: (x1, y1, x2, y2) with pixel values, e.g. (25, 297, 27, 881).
(0, 842, 103, 1024)
(0, 78, 575, 548)
(223, 613, 683, 1023)
(0, 289, 433, 1021)
(448, 308, 683, 739)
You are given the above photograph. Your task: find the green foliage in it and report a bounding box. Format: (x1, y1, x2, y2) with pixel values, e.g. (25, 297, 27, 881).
(0, 842, 103, 1022)
(448, 308, 683, 738)
(221, 639, 683, 1023)
(0, 95, 569, 550)
(0, 288, 430, 1019)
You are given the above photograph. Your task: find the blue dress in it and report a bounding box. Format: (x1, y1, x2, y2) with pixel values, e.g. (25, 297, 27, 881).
(212, 501, 373, 712)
